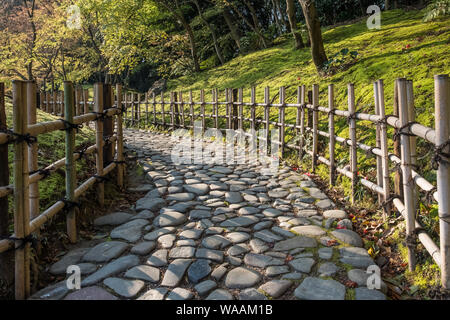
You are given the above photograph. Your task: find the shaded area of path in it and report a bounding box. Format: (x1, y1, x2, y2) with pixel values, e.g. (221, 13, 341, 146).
(30, 128, 387, 300)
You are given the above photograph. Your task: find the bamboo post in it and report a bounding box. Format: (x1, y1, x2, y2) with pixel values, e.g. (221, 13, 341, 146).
(180, 91, 185, 128)
(27, 82, 39, 224)
(377, 80, 391, 219)
(174, 91, 180, 127)
(398, 77, 416, 271)
(279, 86, 286, 157)
(393, 80, 403, 199)
(75, 87, 80, 116)
(0, 82, 13, 292)
(328, 84, 336, 185)
(374, 81, 383, 205)
(83, 89, 89, 114)
(435, 74, 450, 288)
(201, 89, 205, 132)
(406, 80, 418, 214)
(145, 92, 149, 128)
(152, 92, 156, 126)
(225, 89, 230, 129)
(307, 90, 313, 129)
(13, 80, 30, 300)
(161, 92, 165, 128)
(45, 91, 50, 113)
(103, 84, 114, 165)
(264, 87, 270, 151)
(238, 88, 244, 131)
(60, 90, 64, 117)
(348, 83, 357, 204)
(52, 90, 57, 115)
(232, 89, 238, 130)
(63, 82, 77, 244)
(94, 83, 104, 206)
(214, 89, 219, 130)
(299, 85, 306, 159)
(312, 84, 319, 173)
(116, 84, 125, 189)
(251, 87, 256, 132)
(189, 90, 194, 129)
(170, 92, 175, 130)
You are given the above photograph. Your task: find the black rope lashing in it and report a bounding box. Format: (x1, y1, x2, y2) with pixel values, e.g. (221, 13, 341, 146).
(1, 128, 37, 146)
(328, 108, 337, 117)
(425, 186, 437, 204)
(393, 121, 418, 141)
(103, 135, 113, 147)
(346, 112, 358, 125)
(93, 175, 109, 182)
(61, 198, 81, 213)
(381, 194, 400, 211)
(75, 146, 89, 160)
(0, 234, 36, 252)
(432, 140, 450, 170)
(59, 119, 83, 133)
(29, 168, 52, 179)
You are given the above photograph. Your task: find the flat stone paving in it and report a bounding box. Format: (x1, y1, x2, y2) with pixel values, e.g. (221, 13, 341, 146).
(31, 129, 386, 300)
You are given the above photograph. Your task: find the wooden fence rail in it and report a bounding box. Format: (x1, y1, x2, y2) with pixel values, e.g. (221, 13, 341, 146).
(120, 75, 450, 289)
(0, 81, 125, 299)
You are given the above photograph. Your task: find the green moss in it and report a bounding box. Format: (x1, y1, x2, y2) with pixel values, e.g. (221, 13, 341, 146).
(346, 288, 356, 300)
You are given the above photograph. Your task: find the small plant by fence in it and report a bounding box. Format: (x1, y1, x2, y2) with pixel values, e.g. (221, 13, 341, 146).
(120, 75, 450, 289)
(0, 81, 126, 300)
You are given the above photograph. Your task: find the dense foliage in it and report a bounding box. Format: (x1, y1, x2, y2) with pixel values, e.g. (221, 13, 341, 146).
(0, 0, 433, 91)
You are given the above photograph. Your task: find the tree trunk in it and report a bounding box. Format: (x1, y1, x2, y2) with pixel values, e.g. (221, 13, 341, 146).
(0, 83, 13, 298)
(286, 0, 305, 49)
(298, 0, 328, 73)
(274, 0, 290, 32)
(271, 0, 284, 34)
(228, 1, 269, 49)
(242, 0, 269, 48)
(192, 0, 225, 65)
(222, 9, 241, 50)
(385, 0, 390, 10)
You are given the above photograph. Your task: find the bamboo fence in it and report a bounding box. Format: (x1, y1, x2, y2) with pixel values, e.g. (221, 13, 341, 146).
(0, 81, 125, 299)
(120, 75, 450, 289)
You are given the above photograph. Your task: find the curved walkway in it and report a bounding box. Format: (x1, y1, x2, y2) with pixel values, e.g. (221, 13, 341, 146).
(31, 128, 386, 300)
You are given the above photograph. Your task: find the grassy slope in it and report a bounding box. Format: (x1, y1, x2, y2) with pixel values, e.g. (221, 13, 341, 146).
(164, 9, 450, 294)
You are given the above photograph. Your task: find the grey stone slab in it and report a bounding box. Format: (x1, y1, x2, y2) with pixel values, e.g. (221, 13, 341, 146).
(161, 259, 192, 287)
(103, 277, 144, 298)
(131, 241, 156, 255)
(254, 229, 283, 243)
(136, 197, 166, 211)
(225, 267, 262, 289)
(318, 262, 339, 276)
(179, 228, 203, 240)
(189, 210, 212, 220)
(125, 265, 160, 282)
(110, 219, 149, 242)
(265, 265, 290, 277)
(206, 289, 234, 300)
(227, 243, 250, 256)
(259, 280, 292, 298)
(318, 247, 333, 260)
(49, 248, 89, 275)
(244, 253, 284, 268)
(146, 249, 168, 267)
(82, 255, 140, 286)
(202, 235, 232, 250)
(220, 216, 259, 228)
(169, 246, 196, 259)
(294, 277, 346, 300)
(355, 287, 386, 300)
(64, 286, 118, 300)
(158, 234, 176, 248)
(94, 212, 133, 226)
(194, 280, 217, 296)
(153, 211, 187, 227)
(166, 288, 194, 300)
(238, 288, 267, 300)
(82, 241, 129, 263)
(188, 259, 211, 284)
(138, 288, 168, 300)
(196, 248, 224, 263)
(291, 225, 326, 237)
(184, 184, 210, 195)
(166, 193, 195, 202)
(273, 236, 317, 251)
(331, 229, 363, 247)
(323, 210, 347, 219)
(29, 281, 69, 300)
(225, 232, 251, 243)
(262, 208, 283, 217)
(143, 227, 175, 241)
(249, 238, 269, 254)
(289, 258, 316, 273)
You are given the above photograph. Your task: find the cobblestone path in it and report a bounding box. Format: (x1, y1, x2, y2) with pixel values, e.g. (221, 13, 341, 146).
(31, 129, 386, 300)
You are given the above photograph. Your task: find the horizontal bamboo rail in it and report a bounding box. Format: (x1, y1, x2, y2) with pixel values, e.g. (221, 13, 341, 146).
(121, 75, 450, 289)
(0, 82, 125, 299)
